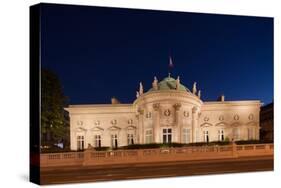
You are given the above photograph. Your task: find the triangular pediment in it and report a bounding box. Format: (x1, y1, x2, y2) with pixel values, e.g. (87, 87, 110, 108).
(215, 122, 229, 126)
(230, 122, 242, 127)
(246, 121, 258, 126)
(76, 127, 87, 132)
(90, 126, 104, 131)
(126, 125, 136, 130)
(200, 122, 213, 127)
(108, 125, 121, 131)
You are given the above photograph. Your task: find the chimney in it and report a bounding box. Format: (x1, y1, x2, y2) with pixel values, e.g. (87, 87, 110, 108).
(217, 94, 225, 102)
(111, 97, 121, 104)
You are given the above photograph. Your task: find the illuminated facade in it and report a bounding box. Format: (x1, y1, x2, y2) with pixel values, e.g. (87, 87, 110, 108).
(65, 75, 261, 150)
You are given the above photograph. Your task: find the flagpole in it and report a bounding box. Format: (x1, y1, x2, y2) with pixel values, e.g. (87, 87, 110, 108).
(168, 55, 174, 77)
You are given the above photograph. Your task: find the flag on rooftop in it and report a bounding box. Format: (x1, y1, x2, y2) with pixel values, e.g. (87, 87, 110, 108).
(169, 56, 174, 68)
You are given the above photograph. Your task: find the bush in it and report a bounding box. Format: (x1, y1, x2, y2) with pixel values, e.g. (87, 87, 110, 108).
(118, 141, 233, 150)
(185, 142, 207, 147)
(117, 141, 236, 150)
(119, 143, 188, 150)
(235, 140, 273, 145)
(208, 141, 231, 146)
(94, 147, 110, 151)
(40, 146, 72, 153)
(183, 141, 230, 147)
(159, 143, 186, 148)
(121, 143, 162, 150)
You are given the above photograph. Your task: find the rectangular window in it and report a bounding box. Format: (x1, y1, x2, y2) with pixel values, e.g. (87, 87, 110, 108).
(183, 128, 190, 144)
(145, 112, 152, 118)
(94, 135, 101, 148)
(163, 128, 172, 144)
(77, 135, 84, 150)
(145, 129, 153, 144)
(218, 129, 224, 141)
(111, 134, 118, 148)
(127, 134, 134, 145)
(203, 130, 209, 142)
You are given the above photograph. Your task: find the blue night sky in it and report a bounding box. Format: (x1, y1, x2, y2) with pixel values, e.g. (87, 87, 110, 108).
(41, 4, 273, 105)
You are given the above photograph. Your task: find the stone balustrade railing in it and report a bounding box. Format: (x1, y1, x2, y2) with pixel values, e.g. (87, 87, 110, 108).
(40, 144, 273, 167)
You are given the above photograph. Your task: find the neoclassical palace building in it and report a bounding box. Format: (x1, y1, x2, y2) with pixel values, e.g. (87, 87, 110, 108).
(65, 75, 261, 150)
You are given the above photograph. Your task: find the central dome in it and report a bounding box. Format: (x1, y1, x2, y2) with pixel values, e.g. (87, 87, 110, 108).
(148, 76, 191, 92)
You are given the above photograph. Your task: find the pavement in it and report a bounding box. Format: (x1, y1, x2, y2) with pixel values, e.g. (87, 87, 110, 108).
(40, 155, 273, 185)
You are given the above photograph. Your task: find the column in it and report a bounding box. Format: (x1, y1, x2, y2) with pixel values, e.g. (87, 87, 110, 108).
(256, 124, 260, 140)
(192, 106, 199, 143)
(137, 108, 144, 144)
(70, 117, 77, 150)
(85, 129, 91, 149)
(120, 129, 127, 147)
(173, 103, 182, 143)
(240, 126, 246, 140)
(153, 103, 160, 143)
(70, 128, 76, 150)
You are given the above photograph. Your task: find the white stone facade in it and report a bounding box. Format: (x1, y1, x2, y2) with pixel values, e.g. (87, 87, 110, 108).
(65, 76, 261, 151)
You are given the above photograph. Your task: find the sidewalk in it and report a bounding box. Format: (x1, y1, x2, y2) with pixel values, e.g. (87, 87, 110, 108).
(41, 155, 273, 171)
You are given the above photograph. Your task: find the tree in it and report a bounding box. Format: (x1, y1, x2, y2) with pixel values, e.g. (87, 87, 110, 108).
(41, 69, 69, 148)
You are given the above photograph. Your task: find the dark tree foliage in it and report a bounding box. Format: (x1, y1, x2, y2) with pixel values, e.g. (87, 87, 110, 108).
(41, 69, 69, 148)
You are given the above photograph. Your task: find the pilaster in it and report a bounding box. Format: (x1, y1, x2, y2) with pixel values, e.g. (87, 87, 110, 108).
(85, 129, 91, 148)
(153, 103, 160, 143)
(192, 106, 199, 143)
(137, 108, 144, 144)
(173, 103, 182, 143)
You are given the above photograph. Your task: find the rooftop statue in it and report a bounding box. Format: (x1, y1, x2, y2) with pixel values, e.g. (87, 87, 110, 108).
(139, 82, 143, 95)
(192, 82, 197, 94)
(152, 76, 158, 90)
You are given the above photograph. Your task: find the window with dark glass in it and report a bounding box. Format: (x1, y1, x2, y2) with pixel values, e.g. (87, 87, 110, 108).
(111, 134, 118, 148)
(163, 128, 172, 143)
(94, 135, 101, 148)
(203, 130, 209, 142)
(218, 129, 224, 141)
(127, 134, 134, 145)
(77, 135, 84, 150)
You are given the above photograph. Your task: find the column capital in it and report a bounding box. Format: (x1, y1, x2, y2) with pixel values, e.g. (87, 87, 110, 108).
(138, 108, 144, 115)
(192, 106, 199, 114)
(153, 103, 160, 111)
(173, 103, 181, 111)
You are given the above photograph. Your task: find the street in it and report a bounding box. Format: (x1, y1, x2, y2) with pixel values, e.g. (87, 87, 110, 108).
(40, 156, 273, 185)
